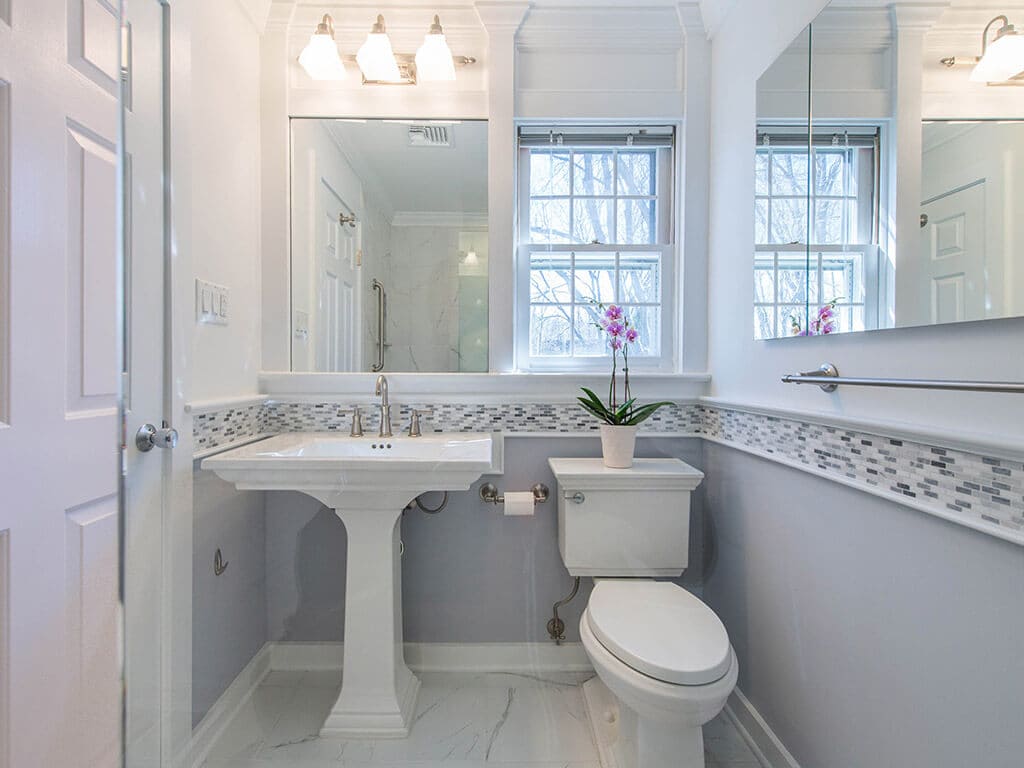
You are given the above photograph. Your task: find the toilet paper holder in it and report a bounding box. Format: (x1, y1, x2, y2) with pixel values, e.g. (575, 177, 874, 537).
(479, 482, 549, 506)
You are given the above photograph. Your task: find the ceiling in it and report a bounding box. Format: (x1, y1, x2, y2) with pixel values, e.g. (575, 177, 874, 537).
(324, 119, 489, 216)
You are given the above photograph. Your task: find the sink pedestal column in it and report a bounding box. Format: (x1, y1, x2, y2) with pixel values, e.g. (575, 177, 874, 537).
(319, 493, 420, 738)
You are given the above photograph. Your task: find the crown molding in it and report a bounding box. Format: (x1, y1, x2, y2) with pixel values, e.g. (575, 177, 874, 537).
(891, 3, 948, 33)
(474, 1, 530, 33)
(390, 211, 489, 228)
(676, 2, 707, 39)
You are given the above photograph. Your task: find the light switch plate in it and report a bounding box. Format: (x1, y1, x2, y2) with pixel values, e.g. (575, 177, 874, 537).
(196, 279, 229, 325)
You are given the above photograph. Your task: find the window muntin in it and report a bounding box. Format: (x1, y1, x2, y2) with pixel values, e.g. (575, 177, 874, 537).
(754, 130, 878, 339)
(517, 128, 675, 369)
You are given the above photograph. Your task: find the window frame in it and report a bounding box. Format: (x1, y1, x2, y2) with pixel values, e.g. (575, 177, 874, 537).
(514, 127, 678, 372)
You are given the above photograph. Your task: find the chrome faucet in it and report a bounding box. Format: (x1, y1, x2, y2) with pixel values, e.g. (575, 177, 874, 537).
(375, 375, 393, 437)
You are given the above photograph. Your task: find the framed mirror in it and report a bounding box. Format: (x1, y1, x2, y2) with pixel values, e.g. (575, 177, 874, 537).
(290, 118, 488, 372)
(754, 2, 1024, 339)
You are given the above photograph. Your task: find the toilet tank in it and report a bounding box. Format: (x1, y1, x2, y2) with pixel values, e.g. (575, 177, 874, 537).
(548, 458, 704, 577)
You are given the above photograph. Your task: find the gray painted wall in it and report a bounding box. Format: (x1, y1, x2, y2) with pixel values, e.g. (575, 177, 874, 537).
(192, 468, 268, 726)
(703, 442, 1024, 768)
(264, 436, 705, 643)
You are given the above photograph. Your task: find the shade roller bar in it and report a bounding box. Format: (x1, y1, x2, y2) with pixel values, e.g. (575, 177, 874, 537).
(519, 125, 675, 148)
(756, 126, 879, 148)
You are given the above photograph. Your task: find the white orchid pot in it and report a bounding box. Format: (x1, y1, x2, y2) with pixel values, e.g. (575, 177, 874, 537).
(600, 424, 638, 468)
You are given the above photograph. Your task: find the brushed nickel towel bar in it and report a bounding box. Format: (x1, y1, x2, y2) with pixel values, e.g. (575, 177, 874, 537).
(782, 363, 1024, 394)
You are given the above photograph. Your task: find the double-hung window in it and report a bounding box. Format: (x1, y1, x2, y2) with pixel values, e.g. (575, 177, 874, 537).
(516, 125, 676, 370)
(754, 126, 881, 339)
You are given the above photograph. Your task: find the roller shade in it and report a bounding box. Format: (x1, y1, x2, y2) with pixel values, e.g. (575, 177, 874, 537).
(756, 125, 879, 148)
(518, 125, 675, 148)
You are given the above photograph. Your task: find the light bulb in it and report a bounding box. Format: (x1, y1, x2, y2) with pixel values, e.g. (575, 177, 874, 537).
(357, 15, 401, 82)
(298, 14, 347, 81)
(415, 15, 456, 82)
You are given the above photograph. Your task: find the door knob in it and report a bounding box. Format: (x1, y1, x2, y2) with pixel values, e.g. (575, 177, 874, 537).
(136, 423, 179, 452)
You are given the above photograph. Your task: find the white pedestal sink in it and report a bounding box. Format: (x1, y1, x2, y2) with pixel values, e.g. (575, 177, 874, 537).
(202, 431, 502, 737)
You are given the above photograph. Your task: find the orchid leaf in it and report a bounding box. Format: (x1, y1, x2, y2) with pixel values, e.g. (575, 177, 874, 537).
(623, 401, 674, 426)
(577, 397, 611, 423)
(580, 387, 607, 410)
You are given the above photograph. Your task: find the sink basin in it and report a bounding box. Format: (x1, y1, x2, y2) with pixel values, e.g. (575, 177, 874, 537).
(203, 432, 501, 495)
(202, 431, 502, 738)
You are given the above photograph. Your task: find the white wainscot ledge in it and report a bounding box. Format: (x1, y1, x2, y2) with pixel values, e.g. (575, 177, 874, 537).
(259, 371, 712, 403)
(184, 393, 266, 415)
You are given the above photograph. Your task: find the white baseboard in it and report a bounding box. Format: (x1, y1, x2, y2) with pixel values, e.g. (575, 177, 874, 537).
(268, 640, 593, 673)
(190, 643, 272, 768)
(724, 687, 800, 768)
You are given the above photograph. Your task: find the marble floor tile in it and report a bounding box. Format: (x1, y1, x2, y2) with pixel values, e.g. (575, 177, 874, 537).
(203, 669, 762, 768)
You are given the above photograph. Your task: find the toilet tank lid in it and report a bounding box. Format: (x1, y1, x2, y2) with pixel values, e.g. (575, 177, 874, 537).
(548, 458, 704, 490)
(587, 581, 731, 686)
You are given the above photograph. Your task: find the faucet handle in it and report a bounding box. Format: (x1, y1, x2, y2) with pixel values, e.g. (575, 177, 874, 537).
(341, 406, 364, 437)
(408, 408, 434, 438)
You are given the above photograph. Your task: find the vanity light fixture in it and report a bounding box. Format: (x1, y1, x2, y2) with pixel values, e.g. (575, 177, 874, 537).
(971, 15, 1024, 82)
(415, 15, 457, 81)
(297, 14, 347, 81)
(356, 14, 402, 83)
(300, 11, 476, 86)
(943, 15, 1024, 83)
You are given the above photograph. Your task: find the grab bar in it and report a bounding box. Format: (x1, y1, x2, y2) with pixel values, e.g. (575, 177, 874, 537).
(782, 363, 1024, 394)
(371, 278, 385, 372)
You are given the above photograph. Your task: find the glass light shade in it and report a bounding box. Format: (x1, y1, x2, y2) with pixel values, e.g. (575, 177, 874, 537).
(357, 32, 401, 81)
(971, 31, 1024, 82)
(298, 33, 347, 81)
(415, 33, 456, 81)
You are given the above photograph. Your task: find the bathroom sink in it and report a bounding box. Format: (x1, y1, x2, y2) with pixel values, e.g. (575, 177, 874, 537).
(202, 431, 501, 495)
(202, 431, 502, 739)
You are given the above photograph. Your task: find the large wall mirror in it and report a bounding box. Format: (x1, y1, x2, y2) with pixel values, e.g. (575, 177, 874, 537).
(755, 2, 1024, 339)
(290, 118, 488, 372)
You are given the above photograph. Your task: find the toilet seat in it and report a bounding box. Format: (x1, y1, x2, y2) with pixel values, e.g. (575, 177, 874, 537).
(586, 581, 731, 686)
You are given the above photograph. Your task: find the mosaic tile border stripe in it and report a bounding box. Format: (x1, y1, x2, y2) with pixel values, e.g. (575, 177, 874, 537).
(260, 401, 704, 436)
(192, 399, 1024, 542)
(698, 406, 1024, 537)
(193, 403, 264, 453)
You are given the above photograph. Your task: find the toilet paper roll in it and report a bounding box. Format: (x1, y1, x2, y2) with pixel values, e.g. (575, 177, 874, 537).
(503, 491, 535, 516)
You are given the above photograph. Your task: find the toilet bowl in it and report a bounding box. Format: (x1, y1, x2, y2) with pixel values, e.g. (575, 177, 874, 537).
(547, 458, 738, 768)
(579, 580, 738, 768)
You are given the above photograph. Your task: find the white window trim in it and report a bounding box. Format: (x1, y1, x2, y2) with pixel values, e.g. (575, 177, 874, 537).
(513, 130, 678, 373)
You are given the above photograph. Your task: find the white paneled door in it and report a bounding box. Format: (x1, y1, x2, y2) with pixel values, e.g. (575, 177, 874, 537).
(0, 1, 123, 767)
(316, 186, 360, 372)
(919, 181, 987, 325)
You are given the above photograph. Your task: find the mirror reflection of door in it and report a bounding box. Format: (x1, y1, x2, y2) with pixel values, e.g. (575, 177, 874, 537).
(918, 182, 986, 325)
(315, 185, 360, 372)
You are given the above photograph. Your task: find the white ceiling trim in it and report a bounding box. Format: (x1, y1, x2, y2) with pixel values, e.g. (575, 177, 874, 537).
(391, 211, 489, 228)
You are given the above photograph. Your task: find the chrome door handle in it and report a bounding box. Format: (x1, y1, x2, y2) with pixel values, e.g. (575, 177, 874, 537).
(136, 423, 179, 452)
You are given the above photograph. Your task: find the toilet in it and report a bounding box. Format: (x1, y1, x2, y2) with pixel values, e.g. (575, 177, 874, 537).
(549, 458, 738, 768)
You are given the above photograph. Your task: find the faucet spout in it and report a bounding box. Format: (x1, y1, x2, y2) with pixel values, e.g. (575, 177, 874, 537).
(375, 375, 392, 437)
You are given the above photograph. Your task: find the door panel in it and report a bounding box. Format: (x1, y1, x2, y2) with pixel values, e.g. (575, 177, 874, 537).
(317, 181, 359, 372)
(919, 181, 986, 324)
(0, 0, 122, 766)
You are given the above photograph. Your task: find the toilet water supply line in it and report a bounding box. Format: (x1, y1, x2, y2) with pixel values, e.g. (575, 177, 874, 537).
(548, 577, 581, 645)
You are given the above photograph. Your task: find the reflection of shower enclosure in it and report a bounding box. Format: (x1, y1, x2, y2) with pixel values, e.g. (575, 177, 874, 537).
(458, 232, 488, 372)
(371, 278, 387, 372)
